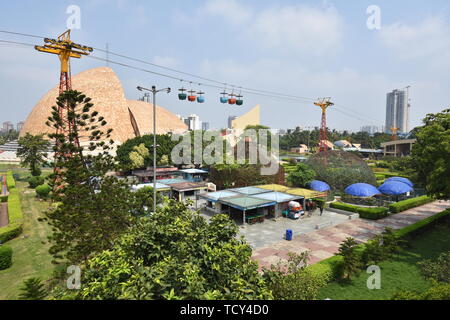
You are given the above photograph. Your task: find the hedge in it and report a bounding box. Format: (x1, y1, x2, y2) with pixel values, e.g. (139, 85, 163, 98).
(329, 202, 389, 220)
(307, 208, 450, 281)
(6, 171, 15, 189)
(389, 195, 434, 213)
(0, 173, 23, 243)
(0, 245, 13, 270)
(394, 208, 450, 238)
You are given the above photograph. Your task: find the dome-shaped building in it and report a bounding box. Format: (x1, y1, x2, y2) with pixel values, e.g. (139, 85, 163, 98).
(20, 67, 187, 144)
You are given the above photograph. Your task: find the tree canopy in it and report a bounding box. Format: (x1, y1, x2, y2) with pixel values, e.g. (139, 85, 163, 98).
(17, 133, 50, 176)
(411, 108, 450, 199)
(286, 163, 316, 188)
(74, 200, 272, 300)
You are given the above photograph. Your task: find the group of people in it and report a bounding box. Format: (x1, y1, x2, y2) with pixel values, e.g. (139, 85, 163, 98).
(304, 199, 325, 216)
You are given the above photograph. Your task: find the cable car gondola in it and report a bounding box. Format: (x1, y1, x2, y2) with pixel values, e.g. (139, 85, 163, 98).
(178, 87, 187, 100)
(197, 90, 205, 103)
(236, 93, 243, 106)
(228, 92, 236, 105)
(188, 90, 197, 102)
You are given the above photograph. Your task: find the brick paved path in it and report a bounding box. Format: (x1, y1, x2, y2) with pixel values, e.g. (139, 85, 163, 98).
(252, 201, 450, 269)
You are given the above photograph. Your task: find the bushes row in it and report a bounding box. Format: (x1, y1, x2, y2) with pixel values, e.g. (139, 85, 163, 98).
(307, 208, 450, 281)
(389, 195, 434, 213)
(28, 176, 45, 189)
(0, 245, 13, 270)
(0, 173, 23, 243)
(35, 184, 51, 199)
(329, 202, 389, 220)
(6, 171, 15, 190)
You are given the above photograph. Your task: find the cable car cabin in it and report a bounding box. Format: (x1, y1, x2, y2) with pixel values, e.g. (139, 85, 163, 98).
(220, 97, 228, 103)
(228, 97, 236, 105)
(197, 91, 205, 103)
(178, 88, 187, 100)
(236, 99, 243, 106)
(188, 90, 196, 102)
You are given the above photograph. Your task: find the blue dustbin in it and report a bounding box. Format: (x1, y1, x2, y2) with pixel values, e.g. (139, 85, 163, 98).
(285, 229, 293, 241)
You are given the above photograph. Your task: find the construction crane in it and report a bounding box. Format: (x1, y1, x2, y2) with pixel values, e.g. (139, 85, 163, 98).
(314, 98, 334, 153)
(34, 30, 93, 179)
(390, 126, 399, 141)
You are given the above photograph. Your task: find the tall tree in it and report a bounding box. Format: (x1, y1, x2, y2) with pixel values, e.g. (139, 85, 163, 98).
(411, 108, 450, 199)
(17, 133, 50, 176)
(43, 90, 135, 264)
(286, 163, 316, 187)
(72, 200, 272, 300)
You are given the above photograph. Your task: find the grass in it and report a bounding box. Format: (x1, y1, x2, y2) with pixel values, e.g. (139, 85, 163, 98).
(318, 224, 450, 300)
(0, 169, 53, 300)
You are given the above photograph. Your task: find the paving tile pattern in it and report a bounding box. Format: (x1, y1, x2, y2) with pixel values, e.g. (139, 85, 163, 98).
(252, 201, 450, 269)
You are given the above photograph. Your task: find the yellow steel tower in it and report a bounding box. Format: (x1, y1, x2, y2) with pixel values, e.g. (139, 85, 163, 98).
(314, 98, 334, 153)
(35, 30, 93, 179)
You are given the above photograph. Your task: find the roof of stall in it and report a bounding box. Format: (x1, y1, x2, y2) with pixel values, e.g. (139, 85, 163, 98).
(169, 181, 208, 192)
(228, 186, 270, 195)
(178, 169, 208, 174)
(219, 195, 277, 211)
(257, 184, 326, 198)
(252, 191, 302, 203)
(199, 190, 240, 202)
(131, 182, 171, 191)
(158, 178, 188, 185)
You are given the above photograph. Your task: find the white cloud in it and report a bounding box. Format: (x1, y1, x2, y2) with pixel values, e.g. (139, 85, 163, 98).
(198, 0, 344, 55)
(378, 16, 450, 62)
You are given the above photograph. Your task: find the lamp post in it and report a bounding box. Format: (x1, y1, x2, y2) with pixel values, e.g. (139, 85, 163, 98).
(137, 85, 171, 213)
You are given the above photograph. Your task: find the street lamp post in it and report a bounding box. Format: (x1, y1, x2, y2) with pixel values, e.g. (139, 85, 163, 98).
(137, 85, 171, 213)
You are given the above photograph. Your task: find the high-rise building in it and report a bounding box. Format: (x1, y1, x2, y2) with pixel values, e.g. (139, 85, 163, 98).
(385, 89, 410, 134)
(16, 121, 25, 132)
(228, 116, 237, 129)
(186, 114, 201, 131)
(202, 122, 210, 131)
(361, 125, 380, 135)
(2, 121, 14, 133)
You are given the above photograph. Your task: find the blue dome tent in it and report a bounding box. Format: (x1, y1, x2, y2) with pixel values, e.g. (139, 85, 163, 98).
(379, 181, 413, 195)
(386, 177, 414, 187)
(309, 180, 331, 192)
(344, 183, 380, 197)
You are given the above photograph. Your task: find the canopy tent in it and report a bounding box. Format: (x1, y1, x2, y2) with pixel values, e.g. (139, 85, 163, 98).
(344, 183, 380, 197)
(309, 180, 331, 192)
(379, 181, 413, 195)
(386, 177, 414, 187)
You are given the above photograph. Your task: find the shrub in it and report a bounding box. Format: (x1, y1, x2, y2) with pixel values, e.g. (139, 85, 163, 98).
(0, 245, 13, 270)
(394, 209, 450, 238)
(0, 195, 8, 203)
(35, 184, 51, 199)
(330, 202, 389, 220)
(28, 176, 44, 189)
(0, 186, 24, 243)
(263, 252, 330, 300)
(19, 278, 47, 300)
(337, 237, 361, 280)
(6, 171, 15, 189)
(389, 195, 434, 213)
(418, 252, 450, 283)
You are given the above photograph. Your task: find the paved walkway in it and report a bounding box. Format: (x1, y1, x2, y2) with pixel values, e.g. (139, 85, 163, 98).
(252, 201, 450, 269)
(0, 202, 8, 228)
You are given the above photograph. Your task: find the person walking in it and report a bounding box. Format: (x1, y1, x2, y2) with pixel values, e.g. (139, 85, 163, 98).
(319, 202, 324, 216)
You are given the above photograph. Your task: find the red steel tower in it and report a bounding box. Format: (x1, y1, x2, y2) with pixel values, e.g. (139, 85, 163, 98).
(314, 98, 334, 153)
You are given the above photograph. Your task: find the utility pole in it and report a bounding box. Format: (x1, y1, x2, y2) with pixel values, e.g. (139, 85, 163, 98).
(137, 85, 171, 213)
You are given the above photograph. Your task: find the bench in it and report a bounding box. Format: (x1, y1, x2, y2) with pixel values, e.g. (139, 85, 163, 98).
(245, 214, 265, 224)
(315, 221, 333, 230)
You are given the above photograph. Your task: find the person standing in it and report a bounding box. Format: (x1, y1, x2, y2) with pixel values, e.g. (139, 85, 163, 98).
(319, 202, 324, 216)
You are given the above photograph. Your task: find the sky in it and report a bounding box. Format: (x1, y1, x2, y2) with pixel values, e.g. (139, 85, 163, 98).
(1, 0, 450, 131)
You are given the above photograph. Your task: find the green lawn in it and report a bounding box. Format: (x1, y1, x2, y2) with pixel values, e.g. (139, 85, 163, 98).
(0, 169, 53, 300)
(318, 225, 450, 300)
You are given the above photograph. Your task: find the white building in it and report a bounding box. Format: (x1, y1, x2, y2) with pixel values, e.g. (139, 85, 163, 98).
(385, 89, 410, 134)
